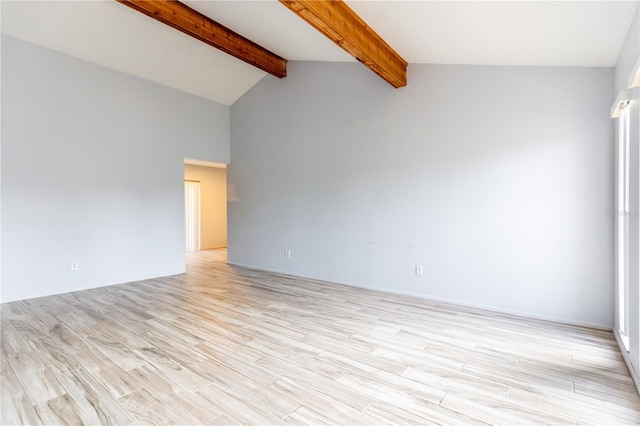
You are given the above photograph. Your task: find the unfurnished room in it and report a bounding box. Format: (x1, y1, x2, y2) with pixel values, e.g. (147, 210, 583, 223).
(1, 0, 640, 424)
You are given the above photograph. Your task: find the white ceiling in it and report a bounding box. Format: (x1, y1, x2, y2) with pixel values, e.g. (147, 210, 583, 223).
(1, 1, 267, 105)
(349, 1, 638, 67)
(1, 1, 638, 105)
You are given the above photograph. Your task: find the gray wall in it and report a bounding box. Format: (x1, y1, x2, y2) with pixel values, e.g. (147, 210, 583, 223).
(230, 61, 614, 328)
(1, 35, 230, 302)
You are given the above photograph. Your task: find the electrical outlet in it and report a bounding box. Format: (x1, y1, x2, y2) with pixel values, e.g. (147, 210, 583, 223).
(415, 265, 423, 276)
(285, 249, 291, 259)
(70, 261, 79, 271)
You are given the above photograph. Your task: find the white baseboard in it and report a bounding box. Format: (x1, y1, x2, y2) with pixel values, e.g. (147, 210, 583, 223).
(227, 261, 612, 331)
(614, 329, 640, 396)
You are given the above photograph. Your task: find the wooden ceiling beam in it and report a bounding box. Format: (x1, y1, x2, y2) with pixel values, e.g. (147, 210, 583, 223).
(116, 0, 287, 78)
(279, 0, 407, 88)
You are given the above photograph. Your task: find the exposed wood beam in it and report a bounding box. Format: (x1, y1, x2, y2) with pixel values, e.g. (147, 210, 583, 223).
(116, 0, 287, 78)
(279, 0, 407, 88)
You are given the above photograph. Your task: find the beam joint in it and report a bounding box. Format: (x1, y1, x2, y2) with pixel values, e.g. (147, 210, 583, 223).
(279, 0, 407, 88)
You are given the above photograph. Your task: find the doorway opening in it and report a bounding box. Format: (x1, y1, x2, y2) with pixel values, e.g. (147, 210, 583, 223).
(184, 159, 227, 254)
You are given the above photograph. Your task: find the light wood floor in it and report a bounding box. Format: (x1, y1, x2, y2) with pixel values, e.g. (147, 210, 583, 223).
(2, 249, 639, 425)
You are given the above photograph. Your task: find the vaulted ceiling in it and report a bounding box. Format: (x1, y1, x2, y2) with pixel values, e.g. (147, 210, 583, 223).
(2, 1, 638, 105)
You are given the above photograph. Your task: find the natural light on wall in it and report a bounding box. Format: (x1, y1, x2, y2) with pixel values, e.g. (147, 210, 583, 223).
(617, 103, 631, 348)
(184, 180, 201, 253)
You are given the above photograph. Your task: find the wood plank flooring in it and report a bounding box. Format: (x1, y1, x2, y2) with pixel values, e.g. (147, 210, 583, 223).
(1, 249, 639, 425)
